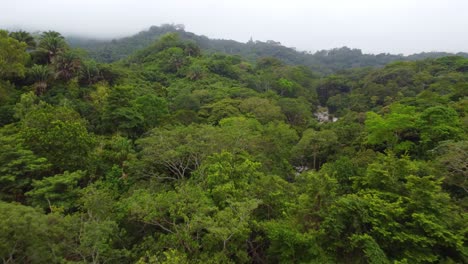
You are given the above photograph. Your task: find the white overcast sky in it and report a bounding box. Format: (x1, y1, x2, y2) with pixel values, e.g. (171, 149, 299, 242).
(1, 0, 467, 54)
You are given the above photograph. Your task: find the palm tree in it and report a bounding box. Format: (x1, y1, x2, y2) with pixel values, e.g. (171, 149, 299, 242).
(79, 60, 101, 85)
(53, 51, 81, 80)
(41, 31, 63, 39)
(38, 31, 67, 63)
(8, 30, 36, 50)
(28, 64, 51, 95)
(184, 41, 201, 57)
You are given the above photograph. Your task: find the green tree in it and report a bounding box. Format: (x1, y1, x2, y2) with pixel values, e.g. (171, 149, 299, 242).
(418, 106, 463, 151)
(8, 30, 36, 49)
(38, 31, 67, 63)
(78, 59, 101, 85)
(292, 129, 339, 170)
(28, 64, 52, 95)
(135, 124, 220, 180)
(0, 80, 18, 126)
(74, 184, 127, 263)
(199, 98, 241, 124)
(101, 85, 144, 136)
(0, 30, 29, 78)
(275, 77, 298, 96)
(132, 94, 169, 130)
(365, 104, 418, 153)
(19, 104, 95, 172)
(157, 47, 187, 73)
(261, 220, 324, 263)
(26, 170, 85, 211)
(53, 50, 82, 80)
(431, 140, 468, 200)
(0, 202, 52, 263)
(238, 97, 285, 124)
(0, 125, 50, 202)
(320, 153, 467, 263)
(193, 151, 262, 207)
(123, 183, 215, 256)
(278, 97, 313, 128)
(204, 199, 260, 262)
(185, 60, 206, 80)
(260, 121, 298, 175)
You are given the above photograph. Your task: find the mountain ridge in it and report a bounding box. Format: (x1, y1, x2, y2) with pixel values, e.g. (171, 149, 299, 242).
(68, 24, 468, 74)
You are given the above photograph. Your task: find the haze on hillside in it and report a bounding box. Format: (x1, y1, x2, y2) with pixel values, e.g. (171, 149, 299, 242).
(2, 0, 468, 55)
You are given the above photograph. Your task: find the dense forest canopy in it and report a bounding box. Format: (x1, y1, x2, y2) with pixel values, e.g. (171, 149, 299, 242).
(0, 27, 467, 263)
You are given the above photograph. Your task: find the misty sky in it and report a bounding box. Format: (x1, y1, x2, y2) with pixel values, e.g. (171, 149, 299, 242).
(2, 0, 468, 55)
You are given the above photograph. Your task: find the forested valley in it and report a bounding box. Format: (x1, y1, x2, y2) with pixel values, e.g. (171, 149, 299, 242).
(0, 27, 467, 263)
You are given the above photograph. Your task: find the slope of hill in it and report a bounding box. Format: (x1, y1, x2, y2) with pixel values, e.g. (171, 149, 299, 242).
(68, 24, 468, 74)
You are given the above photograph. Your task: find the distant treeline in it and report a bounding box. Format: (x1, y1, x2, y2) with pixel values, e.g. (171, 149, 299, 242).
(68, 24, 468, 74)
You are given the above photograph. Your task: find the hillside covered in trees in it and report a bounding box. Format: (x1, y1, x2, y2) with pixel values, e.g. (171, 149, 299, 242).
(0, 28, 467, 263)
(68, 24, 468, 74)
